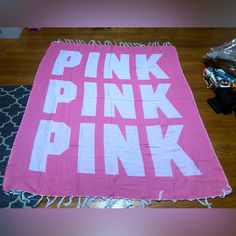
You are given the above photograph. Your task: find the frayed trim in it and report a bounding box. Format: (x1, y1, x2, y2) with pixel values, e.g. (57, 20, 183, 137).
(141, 200, 152, 208)
(197, 198, 212, 208)
(122, 199, 135, 208)
(153, 185, 233, 208)
(82, 197, 97, 208)
(104, 198, 119, 208)
(220, 185, 232, 198)
(45, 196, 57, 208)
(53, 39, 172, 47)
(56, 196, 75, 208)
(157, 190, 164, 201)
(5, 185, 232, 208)
(44, 196, 136, 208)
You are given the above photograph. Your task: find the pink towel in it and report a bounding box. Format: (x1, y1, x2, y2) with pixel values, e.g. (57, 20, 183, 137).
(3, 41, 231, 201)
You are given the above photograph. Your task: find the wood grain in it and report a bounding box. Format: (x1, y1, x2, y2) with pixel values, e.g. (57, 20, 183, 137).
(1, 28, 235, 208)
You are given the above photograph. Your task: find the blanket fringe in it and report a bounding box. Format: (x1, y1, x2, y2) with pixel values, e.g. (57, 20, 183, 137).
(197, 198, 212, 208)
(141, 200, 152, 208)
(54, 39, 172, 47)
(5, 185, 232, 208)
(45, 196, 57, 208)
(82, 197, 97, 208)
(104, 198, 119, 208)
(221, 185, 232, 198)
(157, 190, 164, 201)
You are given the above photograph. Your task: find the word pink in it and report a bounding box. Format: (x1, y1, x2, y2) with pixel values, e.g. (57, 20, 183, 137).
(28, 49, 201, 178)
(52, 50, 169, 80)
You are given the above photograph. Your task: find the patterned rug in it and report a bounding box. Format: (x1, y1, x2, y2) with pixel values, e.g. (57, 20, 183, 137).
(0, 86, 42, 208)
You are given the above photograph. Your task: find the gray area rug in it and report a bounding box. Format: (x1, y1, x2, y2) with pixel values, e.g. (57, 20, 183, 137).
(0, 86, 42, 208)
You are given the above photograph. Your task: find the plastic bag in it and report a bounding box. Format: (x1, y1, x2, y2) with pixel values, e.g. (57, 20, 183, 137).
(202, 39, 236, 114)
(207, 39, 236, 62)
(202, 39, 236, 72)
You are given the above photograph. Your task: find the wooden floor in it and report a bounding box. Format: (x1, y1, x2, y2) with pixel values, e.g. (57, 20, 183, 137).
(0, 28, 236, 208)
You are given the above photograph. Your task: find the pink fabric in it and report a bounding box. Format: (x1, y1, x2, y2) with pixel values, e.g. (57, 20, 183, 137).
(3, 42, 231, 200)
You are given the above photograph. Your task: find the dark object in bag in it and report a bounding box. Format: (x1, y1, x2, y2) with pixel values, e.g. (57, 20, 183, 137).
(207, 88, 236, 114)
(202, 56, 236, 79)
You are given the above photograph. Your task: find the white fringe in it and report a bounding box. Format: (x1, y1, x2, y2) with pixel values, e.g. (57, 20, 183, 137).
(81, 197, 90, 208)
(141, 200, 152, 208)
(63, 196, 74, 207)
(82, 197, 97, 208)
(54, 39, 172, 47)
(197, 198, 212, 208)
(105, 197, 119, 208)
(77, 197, 81, 208)
(56, 197, 65, 208)
(45, 196, 57, 208)
(220, 185, 232, 198)
(122, 199, 135, 208)
(5, 184, 233, 208)
(157, 190, 164, 201)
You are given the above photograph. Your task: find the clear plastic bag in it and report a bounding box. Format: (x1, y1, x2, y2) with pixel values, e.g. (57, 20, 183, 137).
(202, 39, 236, 74)
(206, 39, 236, 66)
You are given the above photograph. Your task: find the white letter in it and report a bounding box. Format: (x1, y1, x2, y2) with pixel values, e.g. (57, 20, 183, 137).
(81, 82, 97, 116)
(104, 124, 145, 176)
(136, 54, 169, 80)
(146, 125, 202, 176)
(140, 84, 182, 119)
(43, 79, 77, 114)
(78, 123, 95, 174)
(52, 50, 82, 75)
(29, 120, 71, 172)
(104, 84, 136, 119)
(85, 52, 100, 78)
(104, 53, 130, 79)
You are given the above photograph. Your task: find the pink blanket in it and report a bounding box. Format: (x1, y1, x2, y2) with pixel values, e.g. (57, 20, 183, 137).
(3, 41, 231, 201)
